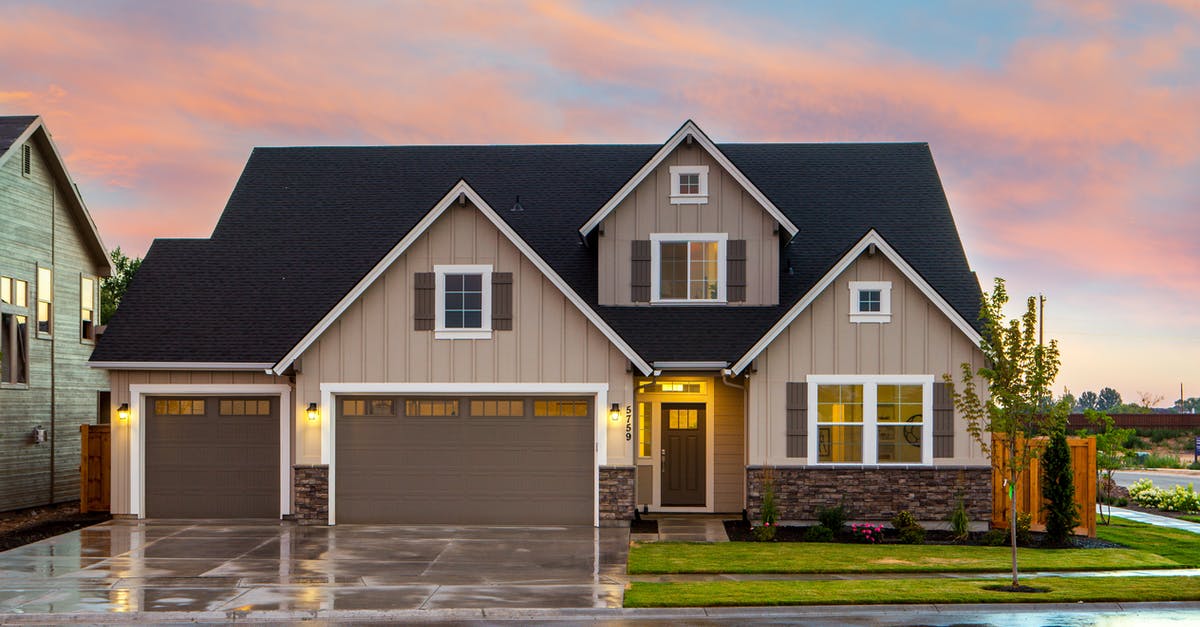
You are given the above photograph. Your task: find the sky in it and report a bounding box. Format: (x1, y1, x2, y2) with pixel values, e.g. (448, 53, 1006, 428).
(1, 0, 1197, 406)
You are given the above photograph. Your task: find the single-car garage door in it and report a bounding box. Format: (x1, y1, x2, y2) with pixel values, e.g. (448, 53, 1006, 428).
(145, 396, 280, 518)
(336, 396, 593, 524)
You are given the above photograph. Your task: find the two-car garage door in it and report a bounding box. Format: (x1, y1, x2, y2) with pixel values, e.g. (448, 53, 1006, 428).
(335, 396, 594, 525)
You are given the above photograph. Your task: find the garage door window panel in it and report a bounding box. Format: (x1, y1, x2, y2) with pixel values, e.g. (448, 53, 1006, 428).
(155, 399, 207, 415)
(534, 399, 589, 417)
(405, 399, 459, 417)
(219, 399, 271, 416)
(470, 399, 526, 417)
(342, 398, 396, 417)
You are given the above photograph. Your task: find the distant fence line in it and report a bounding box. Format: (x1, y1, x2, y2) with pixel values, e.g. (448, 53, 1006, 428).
(1067, 413, 1200, 430)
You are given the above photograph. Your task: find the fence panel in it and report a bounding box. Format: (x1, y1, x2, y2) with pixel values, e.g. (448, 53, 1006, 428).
(79, 424, 110, 513)
(991, 435, 1096, 537)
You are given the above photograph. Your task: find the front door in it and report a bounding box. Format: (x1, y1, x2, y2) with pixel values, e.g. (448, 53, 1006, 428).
(661, 402, 705, 506)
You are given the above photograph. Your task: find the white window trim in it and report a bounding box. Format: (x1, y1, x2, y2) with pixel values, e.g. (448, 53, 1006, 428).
(849, 280, 892, 323)
(649, 233, 727, 304)
(669, 165, 709, 204)
(80, 273, 97, 344)
(434, 264, 492, 340)
(806, 375, 933, 466)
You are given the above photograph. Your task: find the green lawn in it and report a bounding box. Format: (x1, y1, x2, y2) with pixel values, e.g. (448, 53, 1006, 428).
(624, 576, 1200, 607)
(628, 541, 1179, 574)
(1180, 515, 1200, 524)
(1096, 518, 1200, 567)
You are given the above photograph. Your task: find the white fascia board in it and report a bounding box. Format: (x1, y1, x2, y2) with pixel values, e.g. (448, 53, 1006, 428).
(578, 120, 799, 239)
(651, 361, 730, 370)
(0, 118, 115, 276)
(271, 181, 653, 376)
(730, 230, 983, 375)
(89, 361, 276, 371)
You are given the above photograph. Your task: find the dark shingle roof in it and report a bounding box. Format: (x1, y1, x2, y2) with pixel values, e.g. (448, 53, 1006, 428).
(0, 116, 37, 153)
(92, 142, 981, 366)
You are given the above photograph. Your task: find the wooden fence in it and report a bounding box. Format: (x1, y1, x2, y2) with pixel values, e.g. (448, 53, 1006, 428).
(1067, 413, 1200, 429)
(79, 424, 109, 513)
(991, 435, 1096, 537)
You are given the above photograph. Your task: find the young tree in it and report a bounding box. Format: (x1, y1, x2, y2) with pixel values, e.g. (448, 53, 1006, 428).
(946, 278, 1069, 589)
(1077, 391, 1098, 412)
(100, 247, 142, 324)
(1082, 409, 1135, 525)
(1097, 387, 1122, 411)
(1041, 429, 1080, 546)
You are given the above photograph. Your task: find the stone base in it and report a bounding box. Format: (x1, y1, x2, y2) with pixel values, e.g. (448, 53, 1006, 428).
(747, 465, 991, 524)
(293, 464, 329, 525)
(599, 466, 636, 522)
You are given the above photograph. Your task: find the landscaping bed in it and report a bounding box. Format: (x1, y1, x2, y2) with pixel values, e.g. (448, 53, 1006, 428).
(723, 519, 1121, 548)
(0, 502, 110, 552)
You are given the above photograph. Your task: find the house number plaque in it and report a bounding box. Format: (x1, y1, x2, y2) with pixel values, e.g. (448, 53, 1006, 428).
(625, 405, 633, 441)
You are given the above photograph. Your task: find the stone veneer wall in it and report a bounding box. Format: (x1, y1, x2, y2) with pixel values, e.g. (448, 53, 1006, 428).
(599, 466, 636, 526)
(292, 465, 329, 525)
(746, 466, 991, 524)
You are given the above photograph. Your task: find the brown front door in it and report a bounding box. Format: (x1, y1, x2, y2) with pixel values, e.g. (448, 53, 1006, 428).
(661, 402, 705, 506)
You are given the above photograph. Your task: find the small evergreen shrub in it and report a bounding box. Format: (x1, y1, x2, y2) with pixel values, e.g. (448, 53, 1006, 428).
(890, 510, 918, 530)
(981, 528, 1008, 546)
(890, 510, 925, 544)
(756, 468, 778, 541)
(1041, 430, 1080, 547)
(803, 525, 834, 542)
(949, 498, 970, 542)
(816, 505, 848, 534)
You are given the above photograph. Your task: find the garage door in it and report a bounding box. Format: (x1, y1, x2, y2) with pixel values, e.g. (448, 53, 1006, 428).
(145, 396, 279, 518)
(336, 396, 593, 524)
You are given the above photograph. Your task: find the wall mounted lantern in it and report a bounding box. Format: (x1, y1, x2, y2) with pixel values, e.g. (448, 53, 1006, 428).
(117, 403, 130, 422)
(306, 403, 320, 422)
(609, 403, 620, 423)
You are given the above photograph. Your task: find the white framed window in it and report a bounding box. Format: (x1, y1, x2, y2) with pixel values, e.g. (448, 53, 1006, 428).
(434, 264, 491, 340)
(669, 165, 709, 204)
(650, 233, 727, 303)
(807, 375, 932, 466)
(849, 280, 892, 323)
(36, 266, 52, 337)
(80, 275, 96, 342)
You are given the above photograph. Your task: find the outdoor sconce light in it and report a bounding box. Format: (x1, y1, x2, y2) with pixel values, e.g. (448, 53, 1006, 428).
(32, 425, 47, 444)
(306, 403, 320, 422)
(609, 403, 620, 423)
(116, 403, 130, 422)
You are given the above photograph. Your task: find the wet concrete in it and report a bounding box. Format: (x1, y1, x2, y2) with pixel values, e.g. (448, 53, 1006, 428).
(0, 519, 629, 617)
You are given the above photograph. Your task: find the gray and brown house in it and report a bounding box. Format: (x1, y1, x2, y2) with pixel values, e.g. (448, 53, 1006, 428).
(91, 120, 990, 526)
(1, 115, 113, 512)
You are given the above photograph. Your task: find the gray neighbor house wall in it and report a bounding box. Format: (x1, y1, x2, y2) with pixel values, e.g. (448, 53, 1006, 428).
(0, 119, 111, 512)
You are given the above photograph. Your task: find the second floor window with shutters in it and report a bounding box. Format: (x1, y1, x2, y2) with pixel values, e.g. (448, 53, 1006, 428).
(36, 267, 52, 337)
(434, 264, 492, 339)
(650, 234, 727, 302)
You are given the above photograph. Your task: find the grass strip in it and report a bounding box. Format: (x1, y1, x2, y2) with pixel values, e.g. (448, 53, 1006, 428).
(628, 541, 1178, 574)
(624, 575, 1200, 607)
(1096, 517, 1200, 567)
(1182, 515, 1200, 524)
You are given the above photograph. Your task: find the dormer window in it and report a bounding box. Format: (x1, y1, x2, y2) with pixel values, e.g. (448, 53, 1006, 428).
(849, 281, 892, 323)
(650, 233, 727, 303)
(669, 165, 708, 204)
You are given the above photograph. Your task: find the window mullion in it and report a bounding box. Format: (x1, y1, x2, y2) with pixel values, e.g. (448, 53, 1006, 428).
(864, 383, 878, 465)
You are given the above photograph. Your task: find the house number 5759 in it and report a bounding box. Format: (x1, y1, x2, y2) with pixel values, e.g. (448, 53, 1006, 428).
(624, 405, 633, 441)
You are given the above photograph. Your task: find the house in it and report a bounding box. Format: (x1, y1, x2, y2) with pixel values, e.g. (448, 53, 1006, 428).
(0, 115, 113, 512)
(91, 121, 990, 526)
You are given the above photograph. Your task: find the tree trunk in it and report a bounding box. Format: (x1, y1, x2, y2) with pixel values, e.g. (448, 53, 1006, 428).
(1010, 472, 1019, 588)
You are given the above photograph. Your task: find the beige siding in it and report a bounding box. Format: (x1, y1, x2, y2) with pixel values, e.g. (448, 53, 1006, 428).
(106, 370, 286, 516)
(748, 252, 988, 466)
(291, 201, 635, 465)
(597, 142, 779, 306)
(713, 375, 746, 512)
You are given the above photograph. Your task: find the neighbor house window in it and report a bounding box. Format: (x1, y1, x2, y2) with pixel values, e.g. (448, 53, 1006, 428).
(80, 276, 96, 341)
(638, 401, 652, 457)
(1, 313, 29, 385)
(808, 376, 932, 465)
(849, 281, 892, 323)
(669, 165, 709, 204)
(1, 277, 28, 308)
(650, 233, 727, 302)
(36, 267, 52, 336)
(434, 264, 491, 339)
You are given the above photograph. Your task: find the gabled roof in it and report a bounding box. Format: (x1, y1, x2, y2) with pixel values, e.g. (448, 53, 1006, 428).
(0, 115, 114, 276)
(578, 120, 799, 239)
(92, 132, 982, 368)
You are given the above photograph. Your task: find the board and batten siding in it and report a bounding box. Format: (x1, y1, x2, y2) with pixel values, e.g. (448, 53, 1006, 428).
(713, 375, 746, 512)
(0, 134, 110, 512)
(747, 252, 987, 467)
(291, 201, 636, 467)
(596, 141, 779, 306)
(105, 370, 287, 516)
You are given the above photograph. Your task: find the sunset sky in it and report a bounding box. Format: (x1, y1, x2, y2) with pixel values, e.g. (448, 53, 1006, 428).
(2, 1, 1196, 405)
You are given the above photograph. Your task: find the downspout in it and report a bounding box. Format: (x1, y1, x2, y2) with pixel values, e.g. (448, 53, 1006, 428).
(48, 154, 57, 506)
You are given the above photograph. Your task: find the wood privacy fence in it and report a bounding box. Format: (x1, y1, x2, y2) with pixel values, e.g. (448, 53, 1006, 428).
(79, 424, 109, 513)
(991, 435, 1096, 537)
(1066, 413, 1200, 429)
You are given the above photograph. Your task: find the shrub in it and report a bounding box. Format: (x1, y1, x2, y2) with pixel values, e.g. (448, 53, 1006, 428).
(890, 510, 918, 531)
(949, 498, 970, 542)
(756, 468, 778, 541)
(1041, 430, 1080, 547)
(1129, 478, 1200, 512)
(803, 525, 834, 542)
(1016, 511, 1033, 545)
(850, 523, 884, 543)
(1190, 461, 1200, 471)
(816, 505, 848, 534)
(981, 529, 1008, 546)
(889, 510, 925, 544)
(1144, 454, 1184, 469)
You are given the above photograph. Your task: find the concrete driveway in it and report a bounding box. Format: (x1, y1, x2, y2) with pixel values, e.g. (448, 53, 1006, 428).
(0, 519, 628, 617)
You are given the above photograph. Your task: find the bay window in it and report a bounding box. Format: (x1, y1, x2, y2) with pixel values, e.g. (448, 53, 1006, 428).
(807, 376, 932, 465)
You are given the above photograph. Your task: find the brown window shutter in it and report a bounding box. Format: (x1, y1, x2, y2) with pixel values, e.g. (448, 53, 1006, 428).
(933, 381, 954, 458)
(631, 240, 651, 302)
(492, 272, 513, 331)
(414, 272, 435, 331)
(786, 382, 807, 457)
(727, 239, 747, 302)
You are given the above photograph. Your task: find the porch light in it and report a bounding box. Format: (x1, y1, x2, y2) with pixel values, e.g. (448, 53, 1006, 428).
(609, 403, 620, 423)
(306, 403, 320, 422)
(116, 403, 130, 422)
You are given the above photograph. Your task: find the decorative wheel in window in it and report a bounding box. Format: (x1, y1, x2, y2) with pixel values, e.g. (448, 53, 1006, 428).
(818, 427, 831, 456)
(904, 413, 922, 445)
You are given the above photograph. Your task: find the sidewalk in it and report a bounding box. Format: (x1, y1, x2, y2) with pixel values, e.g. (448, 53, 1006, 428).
(1106, 505, 1200, 534)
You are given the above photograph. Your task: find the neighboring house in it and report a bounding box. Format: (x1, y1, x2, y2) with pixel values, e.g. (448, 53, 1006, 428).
(0, 115, 113, 512)
(91, 121, 990, 526)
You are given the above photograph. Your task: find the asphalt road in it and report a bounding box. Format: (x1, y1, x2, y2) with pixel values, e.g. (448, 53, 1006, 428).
(1113, 470, 1200, 489)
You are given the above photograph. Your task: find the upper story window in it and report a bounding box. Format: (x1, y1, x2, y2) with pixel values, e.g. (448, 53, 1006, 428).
(81, 275, 96, 342)
(1, 277, 28, 308)
(807, 376, 932, 466)
(650, 233, 727, 303)
(669, 165, 709, 204)
(1, 276, 30, 385)
(849, 280, 892, 323)
(434, 264, 492, 340)
(36, 267, 52, 337)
